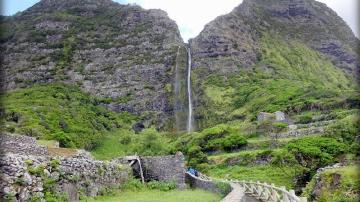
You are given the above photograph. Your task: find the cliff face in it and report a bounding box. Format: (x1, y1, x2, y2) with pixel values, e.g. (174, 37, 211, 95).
(190, 0, 359, 129)
(191, 0, 359, 74)
(1, 0, 184, 128)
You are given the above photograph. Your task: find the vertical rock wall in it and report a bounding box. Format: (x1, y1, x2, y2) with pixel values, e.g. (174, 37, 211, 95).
(140, 152, 186, 189)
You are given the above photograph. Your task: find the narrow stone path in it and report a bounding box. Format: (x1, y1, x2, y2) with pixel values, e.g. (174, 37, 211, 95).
(220, 183, 260, 202)
(220, 183, 245, 202)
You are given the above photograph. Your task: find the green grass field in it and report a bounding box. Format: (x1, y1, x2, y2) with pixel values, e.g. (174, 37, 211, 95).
(206, 165, 302, 189)
(80, 189, 222, 202)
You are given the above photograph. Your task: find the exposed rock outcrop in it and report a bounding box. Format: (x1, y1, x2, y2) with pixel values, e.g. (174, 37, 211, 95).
(191, 0, 359, 75)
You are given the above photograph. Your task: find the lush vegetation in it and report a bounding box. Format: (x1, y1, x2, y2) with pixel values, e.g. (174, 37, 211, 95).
(287, 136, 347, 169)
(3, 84, 135, 149)
(302, 165, 360, 202)
(172, 124, 248, 167)
(91, 128, 173, 160)
(193, 35, 357, 128)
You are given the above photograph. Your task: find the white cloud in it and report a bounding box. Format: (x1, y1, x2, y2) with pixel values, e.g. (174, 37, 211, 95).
(122, 0, 241, 41)
(317, 0, 359, 37)
(122, 0, 358, 41)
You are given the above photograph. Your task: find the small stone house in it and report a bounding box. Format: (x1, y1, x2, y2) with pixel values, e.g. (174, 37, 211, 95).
(257, 111, 293, 124)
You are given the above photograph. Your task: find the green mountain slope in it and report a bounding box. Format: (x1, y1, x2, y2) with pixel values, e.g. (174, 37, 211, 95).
(193, 35, 357, 128)
(3, 84, 135, 149)
(190, 0, 359, 129)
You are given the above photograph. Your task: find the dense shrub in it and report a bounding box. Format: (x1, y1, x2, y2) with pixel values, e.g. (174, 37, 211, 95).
(287, 137, 347, 169)
(221, 134, 247, 151)
(53, 132, 75, 148)
(147, 181, 176, 191)
(324, 114, 359, 144)
(297, 114, 313, 124)
(187, 146, 208, 167)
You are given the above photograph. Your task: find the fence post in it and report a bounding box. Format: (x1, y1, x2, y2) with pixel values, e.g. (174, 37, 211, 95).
(300, 197, 307, 202)
(289, 190, 296, 202)
(263, 182, 270, 200)
(249, 180, 254, 193)
(281, 186, 290, 202)
(256, 181, 261, 196)
(271, 184, 277, 202)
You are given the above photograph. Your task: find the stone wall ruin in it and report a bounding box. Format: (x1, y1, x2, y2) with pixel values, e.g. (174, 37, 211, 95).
(0, 134, 131, 201)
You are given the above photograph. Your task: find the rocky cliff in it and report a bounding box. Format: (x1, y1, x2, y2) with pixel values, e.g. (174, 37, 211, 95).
(191, 0, 359, 74)
(190, 0, 359, 129)
(1, 0, 184, 128)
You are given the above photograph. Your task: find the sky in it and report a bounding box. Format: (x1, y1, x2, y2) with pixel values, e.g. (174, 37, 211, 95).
(2, 0, 358, 41)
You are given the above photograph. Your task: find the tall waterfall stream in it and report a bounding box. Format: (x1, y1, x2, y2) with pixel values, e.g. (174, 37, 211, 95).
(174, 45, 194, 133)
(186, 46, 193, 133)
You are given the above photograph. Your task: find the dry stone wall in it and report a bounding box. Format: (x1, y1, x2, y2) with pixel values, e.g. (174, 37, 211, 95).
(0, 134, 48, 156)
(141, 152, 186, 189)
(270, 126, 324, 138)
(114, 152, 187, 189)
(0, 134, 131, 201)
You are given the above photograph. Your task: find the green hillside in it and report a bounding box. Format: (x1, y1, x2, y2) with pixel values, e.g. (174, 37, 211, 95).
(3, 84, 135, 149)
(193, 35, 357, 128)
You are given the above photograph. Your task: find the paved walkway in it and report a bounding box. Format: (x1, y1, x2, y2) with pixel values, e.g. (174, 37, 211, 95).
(221, 183, 245, 202)
(221, 183, 260, 202)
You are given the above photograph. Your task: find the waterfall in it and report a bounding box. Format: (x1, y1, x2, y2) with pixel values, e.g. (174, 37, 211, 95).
(174, 46, 181, 131)
(186, 46, 193, 133)
(173, 45, 194, 133)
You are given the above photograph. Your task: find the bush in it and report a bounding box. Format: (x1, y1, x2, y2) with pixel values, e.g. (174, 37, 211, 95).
(50, 159, 61, 170)
(297, 114, 313, 124)
(272, 122, 288, 132)
(187, 146, 208, 167)
(221, 134, 247, 151)
(121, 179, 145, 191)
(324, 114, 359, 144)
(53, 132, 75, 148)
(287, 137, 347, 169)
(147, 181, 176, 191)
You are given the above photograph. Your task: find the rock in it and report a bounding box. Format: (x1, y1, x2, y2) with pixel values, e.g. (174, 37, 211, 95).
(288, 125, 298, 130)
(257, 112, 274, 122)
(23, 172, 33, 185)
(62, 183, 79, 201)
(87, 184, 99, 197)
(132, 122, 145, 133)
(43, 169, 51, 177)
(275, 111, 286, 121)
(19, 188, 30, 201)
